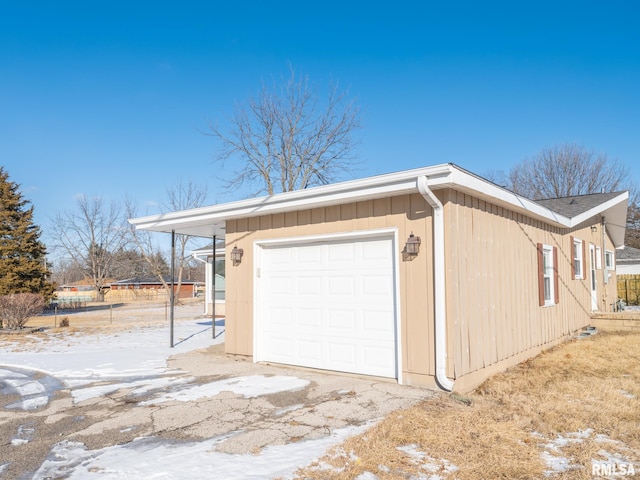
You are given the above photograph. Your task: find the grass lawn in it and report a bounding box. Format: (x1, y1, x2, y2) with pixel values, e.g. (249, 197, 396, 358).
(295, 331, 640, 479)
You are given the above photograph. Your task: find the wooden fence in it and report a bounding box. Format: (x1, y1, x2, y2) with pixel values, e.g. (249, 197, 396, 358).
(617, 274, 640, 306)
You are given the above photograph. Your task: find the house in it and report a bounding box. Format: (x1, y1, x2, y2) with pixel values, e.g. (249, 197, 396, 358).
(56, 279, 110, 304)
(107, 276, 200, 302)
(192, 244, 226, 317)
(129, 163, 628, 392)
(616, 246, 640, 275)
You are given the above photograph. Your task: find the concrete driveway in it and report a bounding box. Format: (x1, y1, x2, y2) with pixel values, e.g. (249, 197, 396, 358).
(1, 342, 435, 478)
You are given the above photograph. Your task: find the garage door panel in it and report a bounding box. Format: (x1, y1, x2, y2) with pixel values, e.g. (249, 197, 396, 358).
(327, 342, 357, 367)
(298, 276, 322, 295)
(328, 275, 355, 296)
(267, 308, 292, 327)
(362, 239, 392, 259)
(298, 245, 323, 264)
(266, 337, 294, 361)
(327, 243, 356, 262)
(258, 235, 397, 379)
(362, 345, 396, 373)
(327, 309, 357, 330)
(361, 276, 393, 297)
(269, 276, 293, 295)
(297, 339, 322, 363)
(362, 311, 394, 338)
(297, 308, 322, 329)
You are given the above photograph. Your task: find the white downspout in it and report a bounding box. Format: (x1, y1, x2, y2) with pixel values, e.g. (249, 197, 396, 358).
(417, 175, 455, 392)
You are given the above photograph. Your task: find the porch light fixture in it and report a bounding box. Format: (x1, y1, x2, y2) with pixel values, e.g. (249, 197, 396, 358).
(591, 225, 598, 233)
(405, 232, 421, 256)
(230, 246, 244, 266)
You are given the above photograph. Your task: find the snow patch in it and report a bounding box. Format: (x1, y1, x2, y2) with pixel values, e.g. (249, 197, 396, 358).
(34, 425, 368, 480)
(140, 375, 310, 405)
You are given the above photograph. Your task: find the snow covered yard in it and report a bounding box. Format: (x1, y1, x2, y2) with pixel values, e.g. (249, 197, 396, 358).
(0, 302, 428, 479)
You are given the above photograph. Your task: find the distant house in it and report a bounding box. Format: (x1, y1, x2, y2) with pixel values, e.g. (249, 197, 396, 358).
(108, 276, 200, 301)
(616, 246, 640, 275)
(130, 163, 629, 392)
(57, 279, 107, 303)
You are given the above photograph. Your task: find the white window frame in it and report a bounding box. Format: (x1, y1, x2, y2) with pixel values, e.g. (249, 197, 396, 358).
(596, 246, 602, 269)
(542, 244, 555, 307)
(573, 238, 584, 279)
(605, 250, 615, 270)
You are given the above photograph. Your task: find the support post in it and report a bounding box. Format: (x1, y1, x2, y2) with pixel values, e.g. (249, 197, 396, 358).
(212, 235, 216, 338)
(170, 229, 175, 348)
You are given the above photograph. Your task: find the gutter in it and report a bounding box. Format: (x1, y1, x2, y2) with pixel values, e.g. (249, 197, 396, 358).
(417, 175, 455, 392)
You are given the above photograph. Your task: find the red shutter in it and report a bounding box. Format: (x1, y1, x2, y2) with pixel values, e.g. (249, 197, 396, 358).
(553, 247, 560, 304)
(537, 243, 545, 307)
(570, 236, 575, 278)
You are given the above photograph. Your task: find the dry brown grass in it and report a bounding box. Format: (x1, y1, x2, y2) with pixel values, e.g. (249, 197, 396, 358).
(296, 331, 640, 479)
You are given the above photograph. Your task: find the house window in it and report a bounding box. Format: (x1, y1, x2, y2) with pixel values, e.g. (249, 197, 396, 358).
(538, 243, 559, 307)
(605, 250, 615, 270)
(571, 236, 584, 279)
(596, 246, 602, 269)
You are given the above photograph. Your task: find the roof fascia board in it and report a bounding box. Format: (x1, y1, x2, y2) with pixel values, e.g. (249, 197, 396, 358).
(130, 164, 453, 232)
(130, 163, 628, 243)
(430, 167, 572, 227)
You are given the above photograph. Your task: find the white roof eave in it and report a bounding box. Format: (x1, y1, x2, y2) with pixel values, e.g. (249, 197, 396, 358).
(129, 163, 628, 243)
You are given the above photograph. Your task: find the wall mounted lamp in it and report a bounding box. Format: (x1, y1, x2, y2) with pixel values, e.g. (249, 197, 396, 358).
(591, 225, 598, 233)
(405, 232, 421, 256)
(230, 246, 244, 266)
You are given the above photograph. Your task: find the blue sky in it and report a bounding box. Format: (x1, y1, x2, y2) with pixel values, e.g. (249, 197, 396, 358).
(2, 1, 639, 236)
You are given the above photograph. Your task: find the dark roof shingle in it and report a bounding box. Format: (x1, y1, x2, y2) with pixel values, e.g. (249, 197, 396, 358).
(535, 192, 625, 218)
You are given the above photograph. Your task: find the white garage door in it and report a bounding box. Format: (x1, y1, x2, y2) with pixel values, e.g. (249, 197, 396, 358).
(256, 235, 397, 378)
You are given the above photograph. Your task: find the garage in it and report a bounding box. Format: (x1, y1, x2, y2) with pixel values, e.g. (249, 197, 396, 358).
(255, 233, 398, 378)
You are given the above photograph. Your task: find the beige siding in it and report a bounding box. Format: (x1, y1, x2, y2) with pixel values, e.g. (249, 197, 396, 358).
(224, 187, 618, 391)
(225, 194, 437, 380)
(442, 190, 617, 389)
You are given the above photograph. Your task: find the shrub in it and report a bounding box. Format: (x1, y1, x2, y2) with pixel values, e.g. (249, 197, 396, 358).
(59, 317, 70, 327)
(0, 293, 45, 330)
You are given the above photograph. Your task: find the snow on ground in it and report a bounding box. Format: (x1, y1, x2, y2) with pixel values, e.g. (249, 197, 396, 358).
(139, 374, 310, 405)
(533, 429, 636, 476)
(33, 425, 371, 480)
(1, 316, 364, 479)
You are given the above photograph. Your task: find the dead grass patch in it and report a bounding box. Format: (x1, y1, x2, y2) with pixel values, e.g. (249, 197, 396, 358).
(296, 331, 640, 479)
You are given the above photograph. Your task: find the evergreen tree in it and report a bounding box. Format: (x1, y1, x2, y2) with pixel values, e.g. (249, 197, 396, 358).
(0, 167, 55, 298)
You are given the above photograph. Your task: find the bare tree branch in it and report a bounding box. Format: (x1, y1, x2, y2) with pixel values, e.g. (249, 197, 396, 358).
(507, 144, 632, 199)
(207, 67, 361, 195)
(491, 143, 639, 247)
(51, 196, 128, 300)
(162, 180, 209, 302)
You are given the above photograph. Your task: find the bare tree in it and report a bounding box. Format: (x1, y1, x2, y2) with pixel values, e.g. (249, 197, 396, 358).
(126, 180, 208, 302)
(162, 180, 208, 302)
(125, 198, 174, 296)
(486, 143, 638, 246)
(50, 258, 86, 286)
(52, 196, 129, 300)
(504, 144, 632, 199)
(207, 67, 361, 195)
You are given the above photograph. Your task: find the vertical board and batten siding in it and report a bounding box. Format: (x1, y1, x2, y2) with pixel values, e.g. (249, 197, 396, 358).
(442, 189, 619, 387)
(224, 193, 438, 383)
(224, 187, 619, 390)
